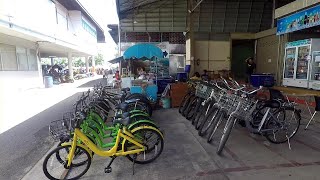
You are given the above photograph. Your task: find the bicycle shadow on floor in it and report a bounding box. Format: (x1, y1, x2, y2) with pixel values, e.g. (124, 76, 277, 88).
(77, 78, 108, 88)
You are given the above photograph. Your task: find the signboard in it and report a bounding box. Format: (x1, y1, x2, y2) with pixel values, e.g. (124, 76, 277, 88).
(286, 39, 311, 47)
(277, 4, 320, 35)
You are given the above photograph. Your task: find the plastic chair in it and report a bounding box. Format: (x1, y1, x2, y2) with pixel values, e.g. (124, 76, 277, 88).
(305, 96, 320, 130)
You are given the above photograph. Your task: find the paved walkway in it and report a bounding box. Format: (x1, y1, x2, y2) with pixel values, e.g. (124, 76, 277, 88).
(0, 76, 102, 133)
(0, 76, 109, 180)
(22, 108, 320, 180)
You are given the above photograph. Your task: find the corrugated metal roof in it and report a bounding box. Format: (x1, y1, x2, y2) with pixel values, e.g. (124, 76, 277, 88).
(115, 0, 281, 33)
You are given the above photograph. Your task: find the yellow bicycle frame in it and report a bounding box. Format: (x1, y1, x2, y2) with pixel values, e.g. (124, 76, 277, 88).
(64, 126, 162, 167)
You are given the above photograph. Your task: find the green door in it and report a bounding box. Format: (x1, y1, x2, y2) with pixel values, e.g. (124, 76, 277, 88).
(231, 40, 254, 80)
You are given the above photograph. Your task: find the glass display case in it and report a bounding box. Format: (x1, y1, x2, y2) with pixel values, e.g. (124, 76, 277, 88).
(284, 48, 296, 79)
(283, 39, 313, 88)
(296, 46, 310, 79)
(309, 51, 320, 89)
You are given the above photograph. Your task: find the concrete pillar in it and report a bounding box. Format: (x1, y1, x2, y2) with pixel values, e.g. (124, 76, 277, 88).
(50, 57, 54, 65)
(186, 0, 195, 76)
(68, 52, 73, 79)
(91, 56, 95, 74)
(85, 56, 89, 73)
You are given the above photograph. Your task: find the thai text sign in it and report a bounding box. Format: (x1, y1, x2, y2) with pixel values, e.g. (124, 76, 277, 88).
(277, 4, 320, 35)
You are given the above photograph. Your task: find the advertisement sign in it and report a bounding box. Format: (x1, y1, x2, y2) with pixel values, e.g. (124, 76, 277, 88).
(277, 4, 320, 35)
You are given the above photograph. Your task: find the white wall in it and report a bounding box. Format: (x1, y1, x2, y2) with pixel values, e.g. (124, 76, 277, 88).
(0, 71, 42, 92)
(0, 0, 98, 55)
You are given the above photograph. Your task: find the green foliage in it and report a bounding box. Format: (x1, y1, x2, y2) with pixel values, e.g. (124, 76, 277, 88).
(73, 58, 85, 67)
(94, 53, 104, 65)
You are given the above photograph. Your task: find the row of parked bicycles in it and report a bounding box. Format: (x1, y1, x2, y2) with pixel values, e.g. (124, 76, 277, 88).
(42, 83, 164, 180)
(179, 78, 301, 155)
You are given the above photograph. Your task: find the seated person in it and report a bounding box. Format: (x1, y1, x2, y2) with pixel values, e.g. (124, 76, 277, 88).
(190, 72, 201, 80)
(201, 70, 209, 81)
(137, 67, 146, 80)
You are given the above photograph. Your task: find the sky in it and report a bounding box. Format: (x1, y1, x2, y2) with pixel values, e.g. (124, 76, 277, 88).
(79, 0, 119, 66)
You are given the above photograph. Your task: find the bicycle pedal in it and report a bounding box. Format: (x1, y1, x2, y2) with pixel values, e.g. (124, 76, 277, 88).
(105, 167, 112, 173)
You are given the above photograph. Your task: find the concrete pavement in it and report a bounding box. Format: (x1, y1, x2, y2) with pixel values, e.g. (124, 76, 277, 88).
(22, 107, 320, 180)
(0, 76, 109, 180)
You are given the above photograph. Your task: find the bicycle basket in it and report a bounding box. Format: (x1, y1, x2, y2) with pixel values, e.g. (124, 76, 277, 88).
(49, 112, 74, 141)
(195, 81, 214, 99)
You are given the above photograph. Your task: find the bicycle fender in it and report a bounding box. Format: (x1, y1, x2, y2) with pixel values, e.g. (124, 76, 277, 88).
(128, 120, 157, 130)
(130, 113, 150, 119)
(130, 126, 164, 139)
(61, 142, 93, 158)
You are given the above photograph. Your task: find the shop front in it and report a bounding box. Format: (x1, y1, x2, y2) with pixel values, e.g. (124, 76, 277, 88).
(277, 3, 320, 89)
(119, 43, 173, 102)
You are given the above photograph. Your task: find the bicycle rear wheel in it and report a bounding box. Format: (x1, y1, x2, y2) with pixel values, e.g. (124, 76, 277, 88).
(43, 145, 91, 180)
(264, 107, 300, 144)
(124, 127, 164, 164)
(217, 116, 237, 155)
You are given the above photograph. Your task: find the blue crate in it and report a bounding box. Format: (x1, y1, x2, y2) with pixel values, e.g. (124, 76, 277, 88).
(251, 74, 275, 87)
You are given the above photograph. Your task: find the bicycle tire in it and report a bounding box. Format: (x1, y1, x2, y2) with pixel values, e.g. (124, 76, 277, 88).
(179, 93, 191, 114)
(193, 100, 211, 126)
(126, 94, 153, 116)
(198, 108, 219, 136)
(182, 95, 196, 117)
(124, 127, 164, 164)
(264, 107, 300, 144)
(195, 102, 213, 130)
(43, 145, 91, 180)
(185, 97, 199, 120)
(207, 111, 225, 143)
(217, 116, 237, 155)
(188, 98, 204, 122)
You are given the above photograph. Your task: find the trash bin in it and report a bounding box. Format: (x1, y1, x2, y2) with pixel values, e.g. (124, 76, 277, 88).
(44, 76, 53, 88)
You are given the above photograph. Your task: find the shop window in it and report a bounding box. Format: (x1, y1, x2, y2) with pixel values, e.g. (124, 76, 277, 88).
(0, 44, 17, 70)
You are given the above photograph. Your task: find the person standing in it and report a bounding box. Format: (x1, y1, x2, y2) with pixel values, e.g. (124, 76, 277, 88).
(245, 57, 256, 84)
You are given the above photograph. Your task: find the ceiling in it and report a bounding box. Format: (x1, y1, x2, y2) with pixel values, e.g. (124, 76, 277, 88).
(116, 0, 295, 33)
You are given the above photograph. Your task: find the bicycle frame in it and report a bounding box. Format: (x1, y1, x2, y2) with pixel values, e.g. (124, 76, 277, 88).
(65, 127, 147, 168)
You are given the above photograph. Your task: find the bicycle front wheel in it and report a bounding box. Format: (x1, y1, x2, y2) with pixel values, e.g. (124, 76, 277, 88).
(124, 127, 164, 164)
(43, 145, 91, 180)
(217, 116, 237, 155)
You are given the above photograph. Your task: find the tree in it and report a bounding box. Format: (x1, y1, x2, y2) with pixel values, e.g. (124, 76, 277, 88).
(95, 53, 104, 66)
(73, 58, 85, 67)
(54, 58, 67, 67)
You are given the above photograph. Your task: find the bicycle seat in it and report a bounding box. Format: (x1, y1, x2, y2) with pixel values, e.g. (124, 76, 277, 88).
(121, 87, 130, 92)
(264, 100, 281, 108)
(113, 113, 132, 126)
(125, 99, 140, 103)
(115, 112, 130, 119)
(115, 102, 128, 111)
(113, 94, 123, 100)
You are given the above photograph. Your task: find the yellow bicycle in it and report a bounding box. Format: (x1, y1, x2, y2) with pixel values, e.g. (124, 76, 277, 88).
(43, 118, 164, 180)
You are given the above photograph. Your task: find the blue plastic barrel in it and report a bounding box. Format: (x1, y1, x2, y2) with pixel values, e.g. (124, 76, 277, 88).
(44, 76, 53, 88)
(177, 72, 187, 81)
(161, 98, 171, 109)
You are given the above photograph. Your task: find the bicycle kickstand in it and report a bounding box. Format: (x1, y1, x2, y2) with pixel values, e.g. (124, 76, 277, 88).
(132, 154, 137, 175)
(105, 156, 116, 173)
(286, 134, 292, 150)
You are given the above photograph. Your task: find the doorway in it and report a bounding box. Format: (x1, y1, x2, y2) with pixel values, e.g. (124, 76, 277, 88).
(231, 40, 255, 80)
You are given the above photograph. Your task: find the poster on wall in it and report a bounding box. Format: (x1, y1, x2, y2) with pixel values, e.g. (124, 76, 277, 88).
(277, 4, 320, 35)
